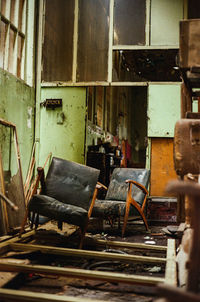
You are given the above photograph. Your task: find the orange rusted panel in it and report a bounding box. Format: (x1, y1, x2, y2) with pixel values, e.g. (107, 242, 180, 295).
(150, 138, 177, 196)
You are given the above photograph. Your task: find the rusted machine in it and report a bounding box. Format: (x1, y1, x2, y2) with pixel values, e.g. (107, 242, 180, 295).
(174, 119, 200, 177)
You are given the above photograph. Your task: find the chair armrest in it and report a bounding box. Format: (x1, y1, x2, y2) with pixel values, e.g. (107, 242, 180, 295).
(125, 179, 148, 195)
(96, 182, 107, 191)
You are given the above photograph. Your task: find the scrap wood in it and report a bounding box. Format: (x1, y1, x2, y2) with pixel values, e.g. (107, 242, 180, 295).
(9, 242, 166, 264)
(24, 147, 36, 199)
(0, 262, 165, 286)
(0, 192, 18, 211)
(0, 258, 30, 287)
(0, 288, 108, 302)
(94, 238, 167, 251)
(0, 150, 9, 234)
(164, 239, 177, 286)
(0, 229, 35, 255)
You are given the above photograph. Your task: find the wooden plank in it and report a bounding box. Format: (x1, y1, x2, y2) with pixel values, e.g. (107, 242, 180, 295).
(10, 243, 166, 264)
(95, 239, 167, 251)
(164, 239, 177, 286)
(0, 230, 35, 255)
(0, 262, 164, 286)
(0, 288, 108, 302)
(0, 149, 8, 235)
(150, 138, 177, 196)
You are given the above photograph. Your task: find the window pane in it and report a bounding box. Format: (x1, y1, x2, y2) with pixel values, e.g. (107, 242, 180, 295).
(0, 21, 6, 68)
(8, 29, 16, 74)
(17, 35, 24, 78)
(77, 0, 109, 82)
(113, 0, 146, 45)
(18, 0, 25, 32)
(1, 0, 6, 15)
(10, 0, 18, 26)
(151, 0, 183, 46)
(112, 50, 180, 82)
(42, 0, 74, 82)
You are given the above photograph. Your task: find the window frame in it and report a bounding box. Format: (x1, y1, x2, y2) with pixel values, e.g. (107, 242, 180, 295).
(41, 0, 186, 87)
(0, 0, 35, 86)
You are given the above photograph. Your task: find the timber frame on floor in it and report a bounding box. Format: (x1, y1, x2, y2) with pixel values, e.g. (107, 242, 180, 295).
(0, 229, 177, 302)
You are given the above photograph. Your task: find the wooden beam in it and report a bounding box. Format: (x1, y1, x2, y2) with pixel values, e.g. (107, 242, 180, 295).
(0, 262, 164, 286)
(0, 230, 35, 255)
(164, 239, 177, 286)
(95, 239, 167, 251)
(0, 288, 108, 302)
(10, 243, 166, 264)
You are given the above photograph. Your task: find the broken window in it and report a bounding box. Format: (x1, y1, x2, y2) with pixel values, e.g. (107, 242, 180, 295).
(113, 0, 146, 46)
(112, 49, 180, 82)
(77, 0, 109, 82)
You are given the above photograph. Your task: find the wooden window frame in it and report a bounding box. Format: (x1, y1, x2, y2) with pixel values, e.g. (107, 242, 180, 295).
(0, 0, 35, 86)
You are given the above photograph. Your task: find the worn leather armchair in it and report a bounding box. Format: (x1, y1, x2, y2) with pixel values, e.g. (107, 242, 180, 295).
(27, 157, 100, 246)
(93, 168, 150, 236)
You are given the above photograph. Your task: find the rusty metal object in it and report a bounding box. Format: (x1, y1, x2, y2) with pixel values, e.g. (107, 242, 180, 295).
(166, 180, 200, 292)
(180, 19, 200, 69)
(174, 119, 200, 176)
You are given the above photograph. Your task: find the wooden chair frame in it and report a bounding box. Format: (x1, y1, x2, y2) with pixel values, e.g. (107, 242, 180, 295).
(96, 179, 149, 237)
(122, 179, 149, 236)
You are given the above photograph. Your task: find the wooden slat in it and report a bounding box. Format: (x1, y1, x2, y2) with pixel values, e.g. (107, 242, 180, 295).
(0, 230, 35, 255)
(0, 262, 164, 286)
(0, 288, 107, 302)
(95, 239, 167, 251)
(10, 242, 166, 264)
(164, 239, 177, 285)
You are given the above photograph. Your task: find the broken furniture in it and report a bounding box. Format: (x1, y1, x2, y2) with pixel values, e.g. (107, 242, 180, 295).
(93, 168, 150, 236)
(26, 157, 100, 247)
(0, 118, 26, 236)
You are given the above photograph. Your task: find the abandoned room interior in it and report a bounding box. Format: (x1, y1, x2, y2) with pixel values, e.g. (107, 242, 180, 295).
(1, 0, 200, 301)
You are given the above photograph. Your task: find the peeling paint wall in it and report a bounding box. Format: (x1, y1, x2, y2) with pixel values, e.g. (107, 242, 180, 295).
(39, 87, 86, 166)
(148, 84, 181, 137)
(0, 69, 35, 180)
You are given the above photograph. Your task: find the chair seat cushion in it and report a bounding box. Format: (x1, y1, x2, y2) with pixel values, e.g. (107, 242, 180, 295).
(92, 199, 141, 219)
(28, 195, 88, 229)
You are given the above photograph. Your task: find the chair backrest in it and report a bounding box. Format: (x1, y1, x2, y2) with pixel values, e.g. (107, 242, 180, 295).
(45, 157, 100, 210)
(105, 168, 150, 205)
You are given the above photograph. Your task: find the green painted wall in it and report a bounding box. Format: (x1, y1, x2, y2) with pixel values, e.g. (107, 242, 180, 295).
(151, 0, 184, 46)
(39, 87, 87, 166)
(0, 69, 35, 180)
(148, 84, 181, 137)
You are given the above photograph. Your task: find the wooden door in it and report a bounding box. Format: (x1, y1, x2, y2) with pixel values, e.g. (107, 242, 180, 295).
(150, 138, 177, 196)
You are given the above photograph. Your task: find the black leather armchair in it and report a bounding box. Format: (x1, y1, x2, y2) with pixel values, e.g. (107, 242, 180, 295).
(27, 157, 100, 246)
(93, 168, 150, 236)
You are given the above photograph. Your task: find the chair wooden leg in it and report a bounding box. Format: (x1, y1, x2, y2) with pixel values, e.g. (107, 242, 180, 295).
(130, 199, 149, 231)
(79, 227, 87, 249)
(122, 200, 131, 237)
